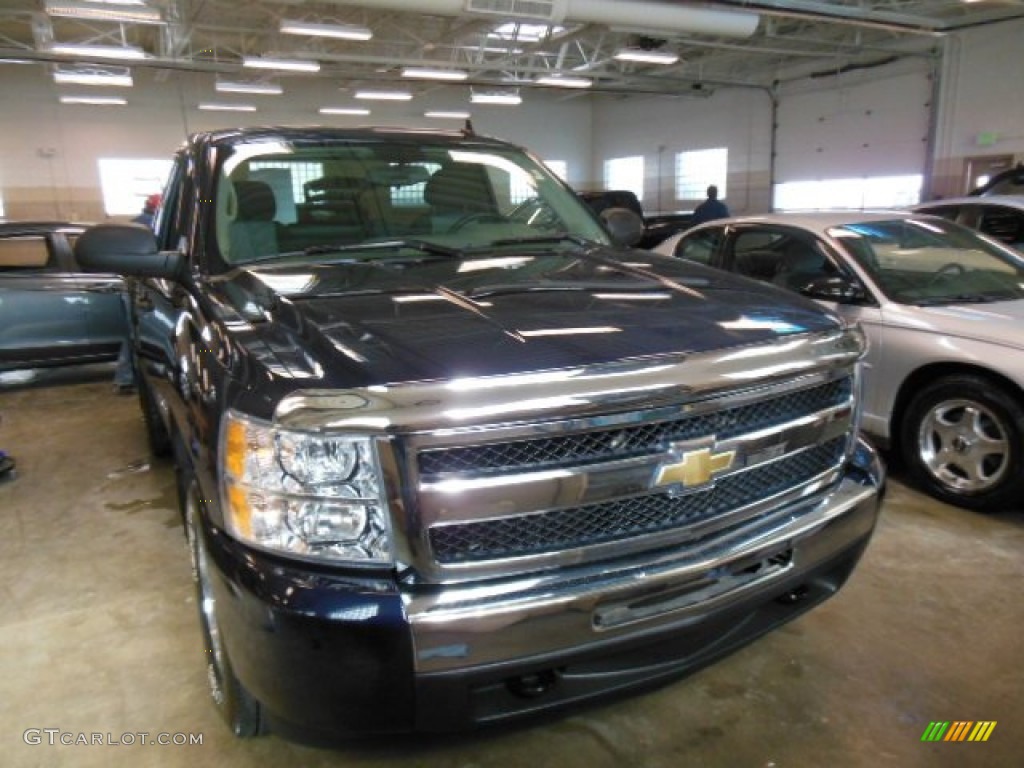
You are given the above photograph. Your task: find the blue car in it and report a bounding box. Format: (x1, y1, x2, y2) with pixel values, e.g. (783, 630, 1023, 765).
(0, 221, 126, 371)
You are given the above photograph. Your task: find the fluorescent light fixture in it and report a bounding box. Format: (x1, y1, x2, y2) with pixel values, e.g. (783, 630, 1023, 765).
(424, 110, 471, 119)
(48, 43, 147, 60)
(535, 75, 592, 88)
(354, 89, 413, 101)
(455, 45, 524, 55)
(198, 102, 257, 112)
(44, 0, 162, 24)
(614, 48, 679, 65)
(216, 80, 283, 95)
(401, 67, 468, 81)
(488, 22, 565, 42)
(319, 107, 370, 115)
(279, 20, 372, 41)
(59, 95, 127, 105)
(54, 69, 133, 87)
(470, 90, 521, 105)
(242, 56, 320, 73)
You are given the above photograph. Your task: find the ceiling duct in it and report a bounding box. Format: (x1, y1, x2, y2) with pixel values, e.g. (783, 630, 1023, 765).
(466, 0, 557, 21)
(323, 0, 760, 38)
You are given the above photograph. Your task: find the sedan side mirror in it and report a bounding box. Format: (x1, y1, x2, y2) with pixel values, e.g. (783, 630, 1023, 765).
(799, 275, 868, 304)
(600, 207, 645, 247)
(74, 223, 184, 280)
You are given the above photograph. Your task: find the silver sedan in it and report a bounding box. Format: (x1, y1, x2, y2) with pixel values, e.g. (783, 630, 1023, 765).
(654, 211, 1024, 511)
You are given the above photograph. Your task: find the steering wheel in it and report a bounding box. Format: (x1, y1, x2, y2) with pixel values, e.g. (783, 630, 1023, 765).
(447, 212, 507, 233)
(927, 262, 967, 285)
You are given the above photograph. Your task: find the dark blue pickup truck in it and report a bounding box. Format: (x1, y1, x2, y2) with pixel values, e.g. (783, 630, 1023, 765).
(74, 126, 883, 742)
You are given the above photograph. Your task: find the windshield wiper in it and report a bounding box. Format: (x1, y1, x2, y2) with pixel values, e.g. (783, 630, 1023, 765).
(472, 233, 592, 250)
(301, 238, 464, 259)
(242, 239, 464, 265)
(913, 293, 1008, 306)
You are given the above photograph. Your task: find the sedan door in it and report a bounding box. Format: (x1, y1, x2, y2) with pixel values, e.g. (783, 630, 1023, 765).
(53, 232, 127, 358)
(712, 224, 891, 439)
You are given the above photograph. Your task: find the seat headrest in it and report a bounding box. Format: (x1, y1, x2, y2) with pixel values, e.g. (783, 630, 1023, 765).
(423, 163, 494, 212)
(234, 180, 276, 221)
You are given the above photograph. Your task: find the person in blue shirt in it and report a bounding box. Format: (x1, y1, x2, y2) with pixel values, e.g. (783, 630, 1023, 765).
(691, 184, 730, 225)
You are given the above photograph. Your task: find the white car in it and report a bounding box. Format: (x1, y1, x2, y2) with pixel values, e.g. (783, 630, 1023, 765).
(654, 211, 1024, 511)
(910, 194, 1024, 252)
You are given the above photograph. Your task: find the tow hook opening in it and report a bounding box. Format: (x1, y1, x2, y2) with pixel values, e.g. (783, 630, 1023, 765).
(506, 668, 562, 699)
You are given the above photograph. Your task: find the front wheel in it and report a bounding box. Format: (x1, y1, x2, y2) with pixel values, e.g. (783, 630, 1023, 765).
(184, 480, 264, 737)
(900, 374, 1024, 511)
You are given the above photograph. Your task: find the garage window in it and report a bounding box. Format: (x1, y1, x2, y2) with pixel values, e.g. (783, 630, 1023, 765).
(390, 162, 441, 207)
(604, 156, 644, 202)
(97, 158, 173, 216)
(249, 161, 325, 204)
(676, 148, 727, 200)
(774, 175, 921, 211)
(544, 160, 568, 181)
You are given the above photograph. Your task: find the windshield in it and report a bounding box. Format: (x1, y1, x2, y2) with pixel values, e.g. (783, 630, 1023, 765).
(828, 217, 1024, 305)
(211, 136, 609, 267)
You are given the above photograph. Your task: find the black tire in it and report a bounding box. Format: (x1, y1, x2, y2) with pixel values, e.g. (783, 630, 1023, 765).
(138, 376, 172, 458)
(900, 374, 1024, 511)
(184, 479, 264, 737)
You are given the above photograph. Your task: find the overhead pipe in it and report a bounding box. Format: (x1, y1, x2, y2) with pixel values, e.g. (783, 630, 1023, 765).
(320, 0, 760, 39)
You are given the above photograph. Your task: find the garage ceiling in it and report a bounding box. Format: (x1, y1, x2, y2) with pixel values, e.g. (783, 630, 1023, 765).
(1, 0, 1022, 96)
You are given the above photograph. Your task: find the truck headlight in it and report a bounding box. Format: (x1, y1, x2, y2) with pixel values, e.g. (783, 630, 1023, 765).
(220, 410, 392, 564)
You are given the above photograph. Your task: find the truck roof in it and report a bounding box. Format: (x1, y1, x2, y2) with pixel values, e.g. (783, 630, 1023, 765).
(189, 125, 520, 151)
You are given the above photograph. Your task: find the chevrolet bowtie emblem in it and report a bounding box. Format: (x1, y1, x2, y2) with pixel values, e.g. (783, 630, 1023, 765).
(654, 446, 736, 489)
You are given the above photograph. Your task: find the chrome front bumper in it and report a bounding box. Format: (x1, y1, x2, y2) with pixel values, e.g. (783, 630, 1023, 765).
(406, 436, 884, 677)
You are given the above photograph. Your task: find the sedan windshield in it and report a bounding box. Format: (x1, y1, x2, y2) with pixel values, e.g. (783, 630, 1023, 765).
(212, 137, 609, 268)
(828, 218, 1024, 304)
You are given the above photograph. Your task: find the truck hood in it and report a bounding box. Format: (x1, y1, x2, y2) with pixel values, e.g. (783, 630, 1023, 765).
(211, 244, 842, 388)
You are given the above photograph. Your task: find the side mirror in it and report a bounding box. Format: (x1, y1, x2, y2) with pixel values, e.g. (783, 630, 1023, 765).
(600, 207, 644, 247)
(799, 275, 867, 304)
(74, 223, 184, 280)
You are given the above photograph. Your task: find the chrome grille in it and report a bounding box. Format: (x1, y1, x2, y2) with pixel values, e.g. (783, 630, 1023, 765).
(418, 378, 850, 477)
(429, 437, 846, 563)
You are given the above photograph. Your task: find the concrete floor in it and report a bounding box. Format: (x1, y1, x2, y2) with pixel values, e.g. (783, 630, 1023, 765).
(1, 365, 1022, 768)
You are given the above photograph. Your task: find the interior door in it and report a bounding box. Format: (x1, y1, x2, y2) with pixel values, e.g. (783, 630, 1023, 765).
(963, 154, 1015, 195)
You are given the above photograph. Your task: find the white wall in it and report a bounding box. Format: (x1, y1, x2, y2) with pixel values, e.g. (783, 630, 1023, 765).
(590, 88, 773, 214)
(2, 15, 1021, 219)
(939, 16, 1024, 158)
(587, 17, 1022, 212)
(0, 64, 592, 220)
(774, 60, 933, 180)
(932, 16, 1024, 196)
